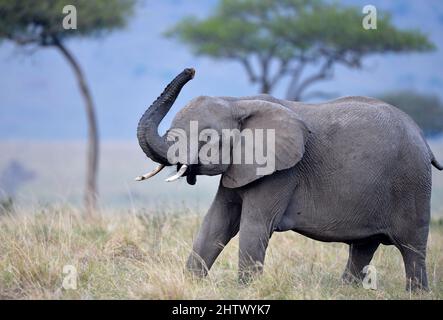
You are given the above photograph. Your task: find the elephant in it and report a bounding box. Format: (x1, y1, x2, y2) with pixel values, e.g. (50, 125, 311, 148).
(136, 68, 442, 291)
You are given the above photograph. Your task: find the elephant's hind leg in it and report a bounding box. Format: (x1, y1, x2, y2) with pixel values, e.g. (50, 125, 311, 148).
(393, 187, 430, 291)
(398, 242, 428, 291)
(391, 158, 431, 291)
(342, 241, 379, 284)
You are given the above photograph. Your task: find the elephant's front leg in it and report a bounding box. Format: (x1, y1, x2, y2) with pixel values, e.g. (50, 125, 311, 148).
(237, 169, 297, 284)
(186, 185, 242, 277)
(238, 207, 272, 284)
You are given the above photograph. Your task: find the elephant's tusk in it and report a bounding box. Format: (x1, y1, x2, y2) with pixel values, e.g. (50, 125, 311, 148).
(135, 164, 165, 181)
(165, 164, 188, 182)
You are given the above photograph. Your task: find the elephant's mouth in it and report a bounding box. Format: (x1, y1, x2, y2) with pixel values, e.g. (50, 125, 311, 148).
(166, 163, 197, 185)
(135, 163, 197, 184)
(185, 165, 197, 185)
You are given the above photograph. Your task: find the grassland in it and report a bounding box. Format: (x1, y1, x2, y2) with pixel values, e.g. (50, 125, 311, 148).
(1, 140, 442, 299)
(0, 206, 442, 300)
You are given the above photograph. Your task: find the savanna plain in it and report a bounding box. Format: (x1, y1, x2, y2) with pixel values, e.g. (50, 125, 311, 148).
(0, 205, 442, 300)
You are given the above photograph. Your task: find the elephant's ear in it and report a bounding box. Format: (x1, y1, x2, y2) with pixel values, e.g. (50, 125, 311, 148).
(222, 100, 310, 188)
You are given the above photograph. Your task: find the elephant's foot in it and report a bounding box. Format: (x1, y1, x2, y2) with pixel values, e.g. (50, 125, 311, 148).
(341, 270, 362, 285)
(405, 276, 429, 292)
(399, 243, 429, 292)
(185, 254, 209, 278)
(238, 272, 258, 286)
(342, 242, 379, 286)
(238, 263, 263, 285)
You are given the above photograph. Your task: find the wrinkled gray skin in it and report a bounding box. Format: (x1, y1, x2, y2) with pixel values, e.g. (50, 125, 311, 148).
(137, 69, 443, 291)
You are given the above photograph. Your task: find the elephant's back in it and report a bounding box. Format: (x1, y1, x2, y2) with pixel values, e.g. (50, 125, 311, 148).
(295, 96, 430, 164)
(295, 95, 432, 204)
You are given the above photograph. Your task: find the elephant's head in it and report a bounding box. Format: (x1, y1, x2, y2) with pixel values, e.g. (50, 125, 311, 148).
(136, 68, 310, 188)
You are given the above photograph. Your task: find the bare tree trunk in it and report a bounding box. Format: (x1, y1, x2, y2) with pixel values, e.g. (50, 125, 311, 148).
(286, 59, 334, 101)
(285, 75, 302, 101)
(53, 39, 99, 215)
(260, 81, 271, 94)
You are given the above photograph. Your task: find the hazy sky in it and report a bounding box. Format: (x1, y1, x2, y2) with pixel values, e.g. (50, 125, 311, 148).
(0, 0, 442, 140)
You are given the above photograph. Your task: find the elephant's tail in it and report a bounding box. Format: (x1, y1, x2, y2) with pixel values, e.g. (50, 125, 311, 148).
(423, 137, 443, 171)
(432, 156, 443, 171)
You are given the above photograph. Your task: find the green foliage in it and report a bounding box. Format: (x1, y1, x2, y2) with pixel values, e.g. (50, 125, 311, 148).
(0, 0, 136, 44)
(379, 91, 443, 137)
(275, 4, 434, 55)
(166, 0, 323, 61)
(166, 0, 434, 98)
(168, 0, 433, 59)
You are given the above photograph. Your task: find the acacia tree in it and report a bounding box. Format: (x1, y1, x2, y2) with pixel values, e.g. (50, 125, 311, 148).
(0, 0, 136, 214)
(167, 0, 434, 100)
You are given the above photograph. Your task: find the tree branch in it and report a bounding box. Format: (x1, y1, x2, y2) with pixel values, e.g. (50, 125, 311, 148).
(285, 58, 307, 100)
(5, 29, 56, 47)
(258, 53, 272, 93)
(269, 58, 289, 89)
(289, 57, 335, 101)
(5, 33, 39, 46)
(239, 57, 258, 83)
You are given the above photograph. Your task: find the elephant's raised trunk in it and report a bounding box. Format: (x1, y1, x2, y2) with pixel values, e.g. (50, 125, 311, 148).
(137, 68, 195, 164)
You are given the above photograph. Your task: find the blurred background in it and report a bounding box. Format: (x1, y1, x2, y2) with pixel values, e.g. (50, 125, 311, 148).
(0, 0, 442, 214)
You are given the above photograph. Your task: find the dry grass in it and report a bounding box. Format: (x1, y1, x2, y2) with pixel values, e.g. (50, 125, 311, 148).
(0, 206, 442, 300)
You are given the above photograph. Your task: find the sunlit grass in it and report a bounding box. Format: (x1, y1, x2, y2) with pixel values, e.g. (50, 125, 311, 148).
(0, 206, 442, 299)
